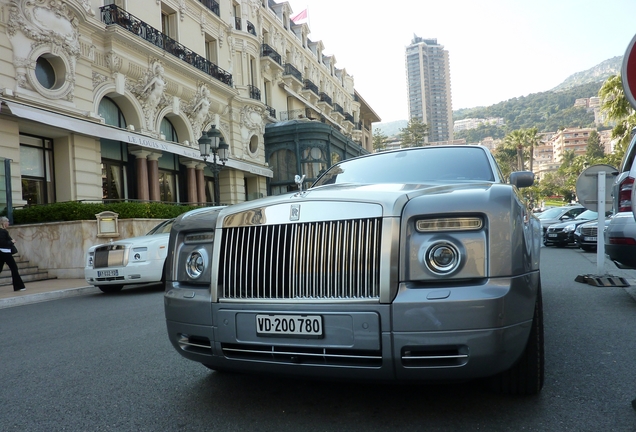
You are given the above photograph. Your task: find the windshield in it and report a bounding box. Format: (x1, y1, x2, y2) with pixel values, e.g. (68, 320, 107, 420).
(575, 210, 597, 220)
(146, 219, 174, 235)
(536, 207, 572, 220)
(313, 147, 496, 186)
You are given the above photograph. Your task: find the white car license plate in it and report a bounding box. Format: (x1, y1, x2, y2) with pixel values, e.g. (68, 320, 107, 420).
(584, 236, 597, 241)
(97, 269, 119, 277)
(548, 233, 558, 238)
(256, 314, 323, 336)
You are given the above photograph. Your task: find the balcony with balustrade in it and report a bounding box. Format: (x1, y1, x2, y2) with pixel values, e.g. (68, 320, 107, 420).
(282, 63, 303, 92)
(301, 79, 320, 105)
(100, 4, 232, 87)
(260, 44, 283, 76)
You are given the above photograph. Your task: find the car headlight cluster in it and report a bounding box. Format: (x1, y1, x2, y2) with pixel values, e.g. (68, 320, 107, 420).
(563, 224, 576, 233)
(413, 216, 484, 278)
(181, 231, 214, 282)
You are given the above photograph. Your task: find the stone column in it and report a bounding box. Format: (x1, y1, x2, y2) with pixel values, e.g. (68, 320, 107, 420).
(147, 152, 161, 201)
(130, 149, 151, 201)
(181, 161, 199, 205)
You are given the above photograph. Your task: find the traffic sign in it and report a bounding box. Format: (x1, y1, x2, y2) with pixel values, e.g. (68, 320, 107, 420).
(622, 33, 636, 109)
(575, 164, 616, 212)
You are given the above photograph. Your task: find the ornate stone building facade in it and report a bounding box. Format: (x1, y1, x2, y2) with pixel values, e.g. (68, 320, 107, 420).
(0, 0, 379, 209)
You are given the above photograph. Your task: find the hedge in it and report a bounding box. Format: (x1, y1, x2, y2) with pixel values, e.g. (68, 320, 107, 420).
(5, 201, 201, 225)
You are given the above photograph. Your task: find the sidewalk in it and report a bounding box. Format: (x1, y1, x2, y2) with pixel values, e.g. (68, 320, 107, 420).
(0, 278, 98, 309)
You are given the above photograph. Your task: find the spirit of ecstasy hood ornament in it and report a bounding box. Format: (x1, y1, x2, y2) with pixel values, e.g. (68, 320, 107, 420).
(294, 174, 306, 192)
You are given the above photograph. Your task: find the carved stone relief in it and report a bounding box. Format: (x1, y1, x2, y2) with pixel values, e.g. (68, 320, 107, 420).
(6, 0, 81, 100)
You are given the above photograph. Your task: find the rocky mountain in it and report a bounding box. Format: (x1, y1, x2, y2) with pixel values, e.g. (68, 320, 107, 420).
(551, 56, 622, 92)
(373, 56, 623, 136)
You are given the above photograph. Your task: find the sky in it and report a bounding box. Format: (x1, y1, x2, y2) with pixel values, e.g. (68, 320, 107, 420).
(285, 0, 636, 123)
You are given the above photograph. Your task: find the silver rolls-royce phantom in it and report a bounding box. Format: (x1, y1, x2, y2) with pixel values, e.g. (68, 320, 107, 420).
(164, 145, 543, 395)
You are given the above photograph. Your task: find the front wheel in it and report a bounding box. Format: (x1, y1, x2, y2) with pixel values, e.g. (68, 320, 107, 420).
(488, 283, 544, 395)
(97, 285, 124, 293)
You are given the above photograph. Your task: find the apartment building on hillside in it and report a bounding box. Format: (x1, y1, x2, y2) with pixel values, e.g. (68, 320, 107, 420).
(0, 0, 380, 212)
(405, 36, 453, 143)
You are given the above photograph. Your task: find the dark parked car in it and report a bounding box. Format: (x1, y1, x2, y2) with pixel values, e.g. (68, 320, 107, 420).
(575, 218, 612, 252)
(544, 210, 609, 247)
(535, 205, 585, 238)
(164, 145, 544, 395)
(605, 131, 636, 269)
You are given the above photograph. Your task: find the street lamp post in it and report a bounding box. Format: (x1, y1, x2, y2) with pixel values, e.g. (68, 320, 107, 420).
(198, 125, 229, 205)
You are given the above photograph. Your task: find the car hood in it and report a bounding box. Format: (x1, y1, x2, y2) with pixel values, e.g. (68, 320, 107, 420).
(89, 232, 169, 250)
(218, 181, 502, 224)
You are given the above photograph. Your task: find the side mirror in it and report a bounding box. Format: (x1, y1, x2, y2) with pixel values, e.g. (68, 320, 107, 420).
(509, 171, 534, 189)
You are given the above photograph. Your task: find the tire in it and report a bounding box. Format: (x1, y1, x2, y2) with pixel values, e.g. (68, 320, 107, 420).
(489, 283, 544, 395)
(97, 285, 124, 293)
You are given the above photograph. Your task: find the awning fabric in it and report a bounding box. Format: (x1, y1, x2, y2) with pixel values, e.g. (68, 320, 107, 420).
(2, 101, 273, 178)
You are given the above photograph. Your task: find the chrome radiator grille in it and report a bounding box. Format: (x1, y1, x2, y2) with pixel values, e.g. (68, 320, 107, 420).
(580, 226, 597, 236)
(94, 245, 127, 268)
(219, 218, 382, 300)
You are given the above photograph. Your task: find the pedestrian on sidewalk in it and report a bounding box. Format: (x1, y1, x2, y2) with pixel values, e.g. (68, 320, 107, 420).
(0, 216, 25, 292)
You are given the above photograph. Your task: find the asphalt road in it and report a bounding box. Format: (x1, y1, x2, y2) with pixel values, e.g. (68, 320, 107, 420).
(1, 247, 636, 431)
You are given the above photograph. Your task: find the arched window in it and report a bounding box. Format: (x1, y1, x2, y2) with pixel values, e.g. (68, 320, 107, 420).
(98, 97, 128, 201)
(160, 117, 178, 143)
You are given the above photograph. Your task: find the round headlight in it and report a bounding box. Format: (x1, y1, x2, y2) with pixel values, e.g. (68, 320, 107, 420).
(425, 241, 460, 275)
(186, 252, 205, 279)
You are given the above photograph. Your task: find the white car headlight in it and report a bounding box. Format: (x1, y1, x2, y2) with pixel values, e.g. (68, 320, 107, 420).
(564, 224, 576, 232)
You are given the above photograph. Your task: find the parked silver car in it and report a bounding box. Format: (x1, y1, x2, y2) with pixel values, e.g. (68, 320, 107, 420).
(605, 132, 636, 269)
(164, 146, 543, 395)
(535, 204, 585, 239)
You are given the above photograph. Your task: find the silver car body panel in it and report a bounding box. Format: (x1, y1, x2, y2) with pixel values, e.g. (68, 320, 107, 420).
(164, 146, 541, 382)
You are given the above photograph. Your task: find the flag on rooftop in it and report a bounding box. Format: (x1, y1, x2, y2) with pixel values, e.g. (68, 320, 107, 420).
(291, 8, 308, 24)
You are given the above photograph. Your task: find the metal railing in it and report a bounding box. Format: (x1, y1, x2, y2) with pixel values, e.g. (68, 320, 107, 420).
(265, 105, 276, 118)
(303, 79, 319, 96)
(333, 103, 344, 115)
(100, 4, 232, 87)
(248, 84, 261, 101)
(261, 44, 282, 66)
(319, 92, 332, 106)
(283, 63, 302, 82)
(196, 0, 219, 16)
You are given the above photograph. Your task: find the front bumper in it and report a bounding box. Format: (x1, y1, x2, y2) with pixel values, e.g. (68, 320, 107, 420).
(165, 272, 539, 382)
(85, 260, 164, 286)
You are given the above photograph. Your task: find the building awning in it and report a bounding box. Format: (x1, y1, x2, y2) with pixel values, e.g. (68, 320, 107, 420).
(2, 100, 273, 178)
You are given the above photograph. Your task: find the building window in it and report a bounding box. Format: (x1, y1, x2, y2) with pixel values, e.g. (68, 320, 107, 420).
(160, 117, 178, 143)
(20, 135, 54, 205)
(269, 149, 297, 195)
(158, 152, 179, 202)
(99, 97, 128, 201)
(35, 56, 56, 89)
(301, 146, 327, 179)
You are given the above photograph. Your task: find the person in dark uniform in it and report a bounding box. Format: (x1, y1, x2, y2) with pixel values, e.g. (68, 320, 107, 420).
(0, 216, 25, 292)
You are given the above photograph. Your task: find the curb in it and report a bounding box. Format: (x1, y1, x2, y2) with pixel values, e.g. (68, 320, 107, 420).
(0, 286, 100, 309)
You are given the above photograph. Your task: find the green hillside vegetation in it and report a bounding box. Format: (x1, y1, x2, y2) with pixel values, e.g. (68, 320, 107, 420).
(453, 82, 605, 143)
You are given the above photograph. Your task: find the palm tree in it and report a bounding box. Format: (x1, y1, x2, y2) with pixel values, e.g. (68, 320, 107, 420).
(503, 129, 526, 171)
(523, 127, 540, 173)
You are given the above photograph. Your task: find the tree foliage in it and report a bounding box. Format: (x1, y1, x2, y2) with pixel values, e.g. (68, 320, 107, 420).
(454, 82, 601, 143)
(373, 128, 388, 152)
(399, 117, 429, 147)
(585, 130, 604, 159)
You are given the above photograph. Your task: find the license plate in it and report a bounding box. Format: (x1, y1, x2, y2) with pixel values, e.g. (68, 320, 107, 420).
(584, 236, 597, 241)
(97, 269, 119, 277)
(548, 233, 557, 238)
(256, 314, 323, 336)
